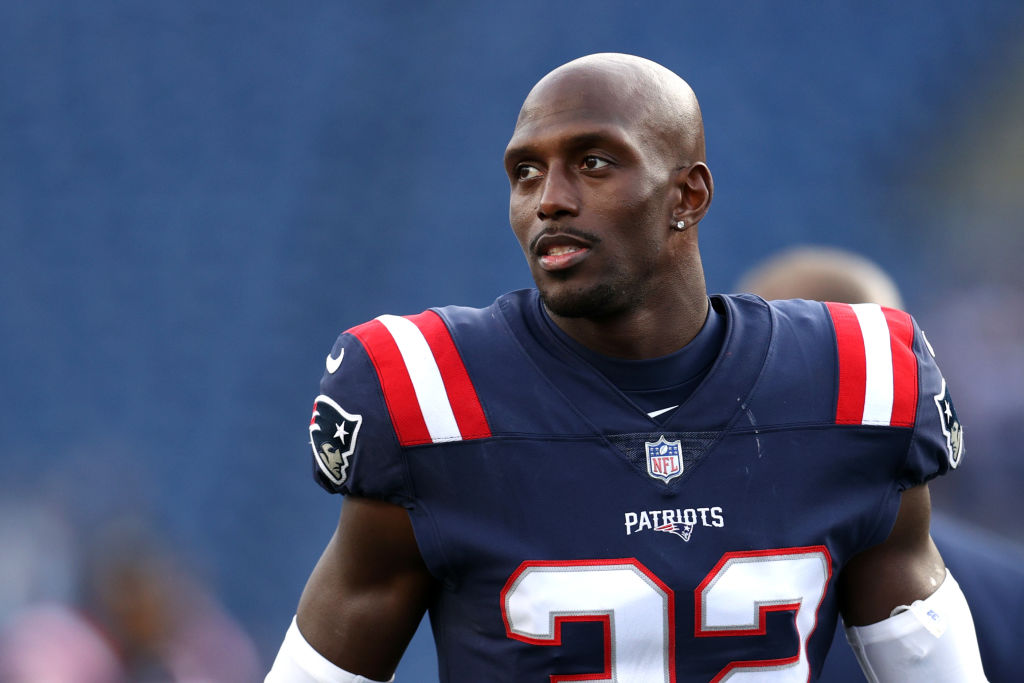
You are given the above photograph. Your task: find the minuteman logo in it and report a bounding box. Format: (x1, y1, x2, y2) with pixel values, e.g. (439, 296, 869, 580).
(933, 379, 964, 469)
(645, 436, 683, 483)
(309, 395, 362, 486)
(922, 330, 964, 469)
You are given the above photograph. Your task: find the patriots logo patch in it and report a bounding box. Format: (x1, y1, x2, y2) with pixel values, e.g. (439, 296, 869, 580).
(933, 380, 963, 469)
(309, 395, 362, 485)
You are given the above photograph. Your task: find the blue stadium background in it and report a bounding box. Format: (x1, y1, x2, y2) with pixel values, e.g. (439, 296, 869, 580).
(2, 1, 1023, 677)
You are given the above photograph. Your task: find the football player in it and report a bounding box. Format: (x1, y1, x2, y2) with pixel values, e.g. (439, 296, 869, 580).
(268, 54, 987, 682)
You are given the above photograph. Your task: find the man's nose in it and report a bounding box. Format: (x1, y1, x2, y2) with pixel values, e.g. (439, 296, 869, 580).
(537, 166, 580, 220)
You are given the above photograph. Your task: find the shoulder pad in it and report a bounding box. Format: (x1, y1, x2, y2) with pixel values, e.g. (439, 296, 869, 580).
(825, 302, 919, 427)
(824, 302, 964, 480)
(346, 309, 492, 447)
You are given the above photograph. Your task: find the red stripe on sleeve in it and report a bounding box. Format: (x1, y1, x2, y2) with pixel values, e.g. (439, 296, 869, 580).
(826, 302, 867, 425)
(883, 308, 918, 427)
(406, 311, 492, 440)
(348, 319, 433, 446)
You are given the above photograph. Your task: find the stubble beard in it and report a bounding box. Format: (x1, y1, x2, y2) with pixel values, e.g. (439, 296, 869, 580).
(539, 280, 623, 319)
(529, 220, 663, 320)
(536, 262, 648, 320)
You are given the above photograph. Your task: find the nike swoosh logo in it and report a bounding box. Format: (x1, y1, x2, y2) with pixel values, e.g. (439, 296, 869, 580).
(325, 348, 345, 374)
(647, 405, 678, 419)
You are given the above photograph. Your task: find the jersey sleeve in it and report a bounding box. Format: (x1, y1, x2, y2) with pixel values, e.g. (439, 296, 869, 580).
(307, 329, 408, 503)
(308, 307, 494, 501)
(900, 317, 964, 489)
(823, 302, 964, 489)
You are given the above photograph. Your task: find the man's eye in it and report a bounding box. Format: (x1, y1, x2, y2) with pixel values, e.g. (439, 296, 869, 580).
(581, 156, 610, 170)
(516, 164, 542, 180)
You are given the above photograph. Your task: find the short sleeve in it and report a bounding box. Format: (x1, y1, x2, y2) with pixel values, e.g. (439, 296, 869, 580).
(899, 318, 965, 489)
(307, 331, 409, 503)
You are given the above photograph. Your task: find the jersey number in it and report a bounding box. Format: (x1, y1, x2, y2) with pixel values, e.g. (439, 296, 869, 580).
(501, 547, 830, 682)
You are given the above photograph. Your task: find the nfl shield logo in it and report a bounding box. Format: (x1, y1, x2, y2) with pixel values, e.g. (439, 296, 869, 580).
(646, 436, 683, 483)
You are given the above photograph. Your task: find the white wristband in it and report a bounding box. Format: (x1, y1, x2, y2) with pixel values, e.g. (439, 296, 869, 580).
(844, 570, 987, 682)
(265, 617, 394, 683)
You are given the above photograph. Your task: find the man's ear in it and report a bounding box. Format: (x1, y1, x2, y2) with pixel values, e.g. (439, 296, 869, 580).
(672, 162, 713, 226)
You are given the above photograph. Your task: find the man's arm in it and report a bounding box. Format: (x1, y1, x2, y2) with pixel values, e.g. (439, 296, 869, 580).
(837, 484, 986, 682)
(837, 484, 945, 624)
(281, 497, 438, 681)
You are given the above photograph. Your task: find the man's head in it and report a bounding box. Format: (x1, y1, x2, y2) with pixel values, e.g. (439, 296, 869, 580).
(504, 53, 713, 321)
(738, 245, 903, 309)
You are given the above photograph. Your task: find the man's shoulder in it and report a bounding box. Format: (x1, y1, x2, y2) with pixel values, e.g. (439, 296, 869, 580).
(714, 293, 838, 368)
(717, 292, 834, 334)
(714, 294, 839, 425)
(319, 290, 534, 449)
(726, 293, 831, 327)
(725, 293, 928, 376)
(721, 295, 933, 431)
(732, 295, 962, 480)
(323, 291, 523, 390)
(308, 292, 528, 497)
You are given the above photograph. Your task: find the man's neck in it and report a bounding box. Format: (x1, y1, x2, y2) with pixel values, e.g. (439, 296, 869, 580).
(544, 290, 710, 359)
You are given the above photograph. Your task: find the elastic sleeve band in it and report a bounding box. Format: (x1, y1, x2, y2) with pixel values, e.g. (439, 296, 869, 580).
(844, 571, 987, 682)
(265, 616, 394, 683)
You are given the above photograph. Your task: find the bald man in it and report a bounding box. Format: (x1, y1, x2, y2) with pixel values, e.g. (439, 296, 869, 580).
(742, 245, 1018, 682)
(268, 55, 985, 682)
(736, 246, 906, 310)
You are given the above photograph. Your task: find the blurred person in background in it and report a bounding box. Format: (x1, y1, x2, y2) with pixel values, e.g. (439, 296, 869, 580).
(0, 604, 123, 683)
(740, 245, 1024, 683)
(81, 519, 263, 682)
(0, 500, 121, 683)
(1, 513, 262, 683)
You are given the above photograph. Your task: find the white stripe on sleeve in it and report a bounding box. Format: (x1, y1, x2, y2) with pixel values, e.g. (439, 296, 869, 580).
(375, 314, 462, 442)
(852, 303, 894, 426)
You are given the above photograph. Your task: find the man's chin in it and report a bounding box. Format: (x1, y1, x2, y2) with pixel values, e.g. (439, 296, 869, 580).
(538, 283, 621, 320)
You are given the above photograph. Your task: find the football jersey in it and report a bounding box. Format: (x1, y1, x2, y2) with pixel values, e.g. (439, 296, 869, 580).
(307, 289, 963, 682)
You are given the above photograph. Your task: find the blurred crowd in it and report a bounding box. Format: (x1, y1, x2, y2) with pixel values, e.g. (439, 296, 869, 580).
(917, 284, 1024, 541)
(0, 505, 262, 682)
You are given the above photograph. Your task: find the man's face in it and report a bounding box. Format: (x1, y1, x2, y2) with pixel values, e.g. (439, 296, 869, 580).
(504, 73, 679, 319)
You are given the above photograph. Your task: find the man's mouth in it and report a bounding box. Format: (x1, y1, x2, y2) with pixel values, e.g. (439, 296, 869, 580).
(533, 232, 595, 272)
(538, 244, 588, 270)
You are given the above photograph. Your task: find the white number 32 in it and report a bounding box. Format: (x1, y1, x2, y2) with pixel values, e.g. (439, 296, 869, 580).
(501, 546, 830, 682)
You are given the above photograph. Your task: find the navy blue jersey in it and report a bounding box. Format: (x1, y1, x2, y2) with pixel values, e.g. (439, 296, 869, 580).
(306, 290, 963, 682)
